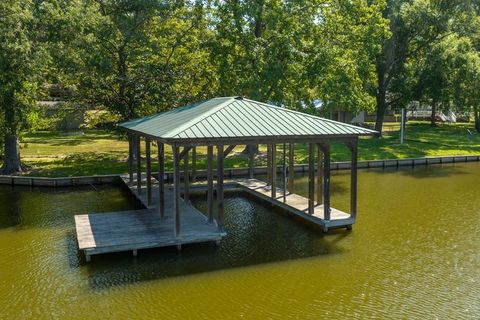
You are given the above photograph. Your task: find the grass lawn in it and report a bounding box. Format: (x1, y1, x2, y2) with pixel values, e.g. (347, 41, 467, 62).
(19, 121, 480, 177)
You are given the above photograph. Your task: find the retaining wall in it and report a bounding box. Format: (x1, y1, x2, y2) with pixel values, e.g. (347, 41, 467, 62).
(1, 155, 478, 187)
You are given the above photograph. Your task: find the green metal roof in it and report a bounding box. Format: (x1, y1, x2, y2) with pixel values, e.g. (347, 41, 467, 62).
(119, 97, 376, 142)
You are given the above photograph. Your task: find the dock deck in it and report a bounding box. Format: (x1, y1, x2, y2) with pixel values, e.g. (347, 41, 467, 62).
(74, 177, 224, 261)
(235, 178, 354, 230)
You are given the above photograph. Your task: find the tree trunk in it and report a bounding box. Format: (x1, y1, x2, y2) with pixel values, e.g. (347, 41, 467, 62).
(241, 144, 259, 155)
(1, 134, 22, 175)
(374, 86, 387, 137)
(430, 99, 437, 127)
(474, 107, 480, 133)
(1, 92, 24, 175)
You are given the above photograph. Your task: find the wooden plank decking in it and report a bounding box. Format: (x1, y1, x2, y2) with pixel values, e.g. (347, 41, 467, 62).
(74, 176, 224, 261)
(235, 178, 354, 229)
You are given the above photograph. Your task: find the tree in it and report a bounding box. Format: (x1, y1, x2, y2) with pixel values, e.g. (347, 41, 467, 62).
(373, 0, 464, 135)
(0, 1, 48, 174)
(76, 0, 215, 120)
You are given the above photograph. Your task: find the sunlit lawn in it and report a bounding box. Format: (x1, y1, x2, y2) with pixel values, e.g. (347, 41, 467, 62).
(19, 121, 480, 177)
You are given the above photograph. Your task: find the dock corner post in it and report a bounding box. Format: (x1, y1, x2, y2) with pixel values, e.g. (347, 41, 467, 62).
(308, 143, 315, 215)
(320, 142, 331, 221)
(316, 143, 324, 206)
(207, 145, 214, 223)
(271, 144, 277, 198)
(248, 144, 254, 179)
(136, 135, 142, 195)
(191, 146, 197, 183)
(348, 138, 358, 219)
(172, 144, 181, 237)
(145, 138, 152, 206)
(266, 144, 271, 185)
(128, 132, 134, 185)
(216, 144, 225, 232)
(158, 141, 165, 219)
(282, 142, 287, 203)
(183, 146, 190, 204)
(288, 143, 294, 194)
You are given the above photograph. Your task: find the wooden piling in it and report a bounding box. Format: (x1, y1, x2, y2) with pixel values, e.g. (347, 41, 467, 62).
(158, 141, 165, 218)
(207, 145, 214, 223)
(308, 143, 315, 215)
(145, 138, 152, 206)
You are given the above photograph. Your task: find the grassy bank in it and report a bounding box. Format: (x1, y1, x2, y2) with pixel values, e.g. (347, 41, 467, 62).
(19, 121, 480, 177)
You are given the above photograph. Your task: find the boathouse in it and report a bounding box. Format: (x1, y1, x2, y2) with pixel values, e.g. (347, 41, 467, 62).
(75, 97, 375, 261)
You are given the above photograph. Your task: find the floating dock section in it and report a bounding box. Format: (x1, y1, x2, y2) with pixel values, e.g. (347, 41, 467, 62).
(235, 178, 353, 230)
(74, 177, 224, 262)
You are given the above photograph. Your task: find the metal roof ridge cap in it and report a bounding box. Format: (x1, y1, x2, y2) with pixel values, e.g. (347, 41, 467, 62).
(169, 97, 237, 138)
(241, 98, 377, 134)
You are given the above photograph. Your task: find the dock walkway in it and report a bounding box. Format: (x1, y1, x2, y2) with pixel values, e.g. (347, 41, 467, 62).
(235, 178, 354, 230)
(75, 177, 224, 262)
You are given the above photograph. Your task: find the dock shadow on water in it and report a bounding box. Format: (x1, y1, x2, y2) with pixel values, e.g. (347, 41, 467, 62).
(83, 190, 348, 291)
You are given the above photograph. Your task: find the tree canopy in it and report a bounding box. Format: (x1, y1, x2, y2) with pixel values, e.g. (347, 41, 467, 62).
(1, 0, 480, 173)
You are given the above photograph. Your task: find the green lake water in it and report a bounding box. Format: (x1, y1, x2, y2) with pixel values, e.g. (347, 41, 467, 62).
(1, 162, 480, 319)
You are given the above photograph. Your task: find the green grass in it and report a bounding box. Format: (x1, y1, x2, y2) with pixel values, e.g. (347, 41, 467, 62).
(19, 122, 480, 177)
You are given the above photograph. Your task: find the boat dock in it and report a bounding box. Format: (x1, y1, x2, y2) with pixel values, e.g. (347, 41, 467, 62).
(74, 177, 224, 262)
(235, 178, 354, 231)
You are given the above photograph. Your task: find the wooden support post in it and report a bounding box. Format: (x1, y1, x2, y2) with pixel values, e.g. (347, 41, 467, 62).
(271, 144, 277, 198)
(316, 144, 323, 205)
(128, 133, 134, 185)
(266, 144, 271, 184)
(321, 143, 331, 221)
(136, 135, 142, 194)
(191, 147, 197, 183)
(207, 145, 214, 223)
(217, 145, 225, 232)
(158, 142, 165, 219)
(308, 143, 315, 215)
(145, 138, 152, 206)
(248, 145, 254, 179)
(288, 143, 294, 193)
(283, 143, 287, 203)
(172, 145, 181, 237)
(183, 146, 190, 204)
(349, 138, 358, 219)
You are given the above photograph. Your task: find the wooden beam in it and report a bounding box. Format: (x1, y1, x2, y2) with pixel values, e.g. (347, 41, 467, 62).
(288, 143, 294, 193)
(157, 141, 165, 218)
(191, 147, 197, 183)
(183, 146, 190, 204)
(178, 146, 192, 161)
(320, 143, 331, 221)
(172, 144, 181, 237)
(248, 145, 254, 179)
(348, 138, 358, 219)
(207, 145, 214, 223)
(271, 144, 277, 198)
(266, 144, 271, 184)
(223, 145, 237, 158)
(128, 133, 134, 184)
(145, 138, 152, 206)
(136, 135, 142, 194)
(308, 143, 315, 215)
(316, 144, 323, 205)
(216, 144, 225, 232)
